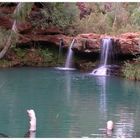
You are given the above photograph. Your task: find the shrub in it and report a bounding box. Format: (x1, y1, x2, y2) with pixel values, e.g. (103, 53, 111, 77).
(13, 47, 26, 58)
(122, 58, 140, 81)
(0, 28, 11, 50)
(38, 48, 53, 61)
(131, 7, 140, 26)
(74, 2, 140, 35)
(30, 3, 78, 31)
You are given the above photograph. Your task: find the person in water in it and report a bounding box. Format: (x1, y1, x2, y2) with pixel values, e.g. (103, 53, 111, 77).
(24, 109, 36, 138)
(106, 120, 114, 137)
(0, 109, 36, 138)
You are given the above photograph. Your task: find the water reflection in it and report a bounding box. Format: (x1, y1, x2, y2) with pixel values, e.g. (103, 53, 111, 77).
(110, 78, 140, 138)
(0, 68, 139, 137)
(107, 78, 139, 138)
(96, 77, 107, 121)
(64, 71, 72, 104)
(24, 131, 36, 138)
(94, 77, 136, 138)
(114, 107, 134, 138)
(64, 71, 81, 137)
(94, 76, 108, 138)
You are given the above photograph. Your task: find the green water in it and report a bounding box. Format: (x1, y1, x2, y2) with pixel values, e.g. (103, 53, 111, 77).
(0, 67, 139, 138)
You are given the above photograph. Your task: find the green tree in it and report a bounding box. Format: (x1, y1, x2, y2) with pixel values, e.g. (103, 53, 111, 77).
(74, 2, 140, 34)
(131, 7, 140, 26)
(30, 3, 78, 30)
(0, 3, 33, 59)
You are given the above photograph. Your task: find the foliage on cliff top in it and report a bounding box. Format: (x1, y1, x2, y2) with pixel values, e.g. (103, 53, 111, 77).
(1, 2, 140, 35)
(75, 3, 140, 35)
(28, 3, 78, 32)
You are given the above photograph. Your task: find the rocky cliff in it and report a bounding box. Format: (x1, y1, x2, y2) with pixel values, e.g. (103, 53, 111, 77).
(0, 4, 140, 57)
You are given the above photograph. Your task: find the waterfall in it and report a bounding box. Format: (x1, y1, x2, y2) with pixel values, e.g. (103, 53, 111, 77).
(58, 39, 64, 62)
(100, 38, 115, 66)
(55, 38, 76, 71)
(65, 39, 75, 68)
(101, 39, 110, 66)
(91, 38, 115, 76)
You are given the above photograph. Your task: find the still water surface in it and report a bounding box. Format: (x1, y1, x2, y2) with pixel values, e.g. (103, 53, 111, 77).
(0, 67, 139, 138)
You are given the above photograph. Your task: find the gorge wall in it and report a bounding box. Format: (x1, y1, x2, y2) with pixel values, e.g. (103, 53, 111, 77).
(0, 4, 140, 58)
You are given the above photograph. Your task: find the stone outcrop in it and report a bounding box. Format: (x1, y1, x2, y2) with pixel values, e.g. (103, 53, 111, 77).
(117, 32, 140, 55)
(17, 31, 140, 56)
(73, 33, 140, 55)
(0, 16, 32, 33)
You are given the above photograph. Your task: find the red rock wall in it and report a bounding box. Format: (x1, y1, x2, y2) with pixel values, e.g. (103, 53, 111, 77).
(0, 4, 139, 56)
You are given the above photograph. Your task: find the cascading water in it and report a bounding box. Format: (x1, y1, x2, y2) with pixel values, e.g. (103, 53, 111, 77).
(58, 39, 64, 63)
(91, 38, 115, 76)
(65, 39, 75, 68)
(55, 38, 76, 71)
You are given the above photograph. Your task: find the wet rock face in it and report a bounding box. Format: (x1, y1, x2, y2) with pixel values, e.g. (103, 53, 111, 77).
(73, 33, 140, 56)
